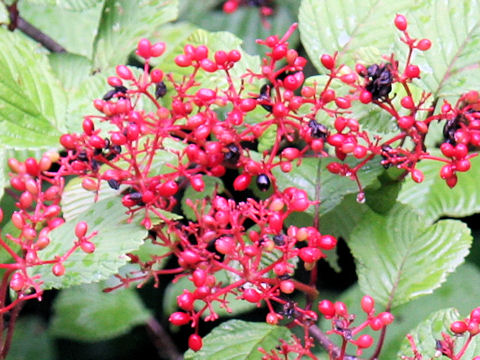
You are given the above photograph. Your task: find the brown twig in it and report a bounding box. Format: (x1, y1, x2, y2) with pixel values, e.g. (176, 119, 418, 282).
(6, 1, 66, 53)
(309, 324, 364, 360)
(146, 317, 183, 360)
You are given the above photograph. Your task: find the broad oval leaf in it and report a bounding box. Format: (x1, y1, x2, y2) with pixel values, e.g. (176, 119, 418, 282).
(30, 197, 146, 289)
(398, 154, 480, 224)
(9, 316, 56, 360)
(50, 282, 150, 341)
(349, 204, 472, 308)
(0, 29, 65, 148)
(92, 0, 178, 70)
(184, 320, 291, 360)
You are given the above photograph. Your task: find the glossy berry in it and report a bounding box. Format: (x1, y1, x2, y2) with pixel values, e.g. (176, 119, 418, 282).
(75, 221, 88, 238)
(318, 300, 335, 318)
(188, 334, 203, 352)
(405, 64, 420, 78)
(361, 295, 375, 314)
(169, 312, 191, 326)
(320, 54, 334, 70)
(52, 263, 65, 277)
(233, 174, 251, 191)
(256, 174, 271, 191)
(417, 39, 432, 51)
(356, 334, 374, 349)
(450, 320, 467, 334)
(177, 291, 195, 311)
(394, 14, 407, 31)
(243, 288, 261, 303)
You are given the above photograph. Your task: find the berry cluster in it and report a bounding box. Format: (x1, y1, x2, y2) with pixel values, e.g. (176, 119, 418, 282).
(318, 296, 394, 357)
(403, 307, 480, 360)
(0, 13, 479, 359)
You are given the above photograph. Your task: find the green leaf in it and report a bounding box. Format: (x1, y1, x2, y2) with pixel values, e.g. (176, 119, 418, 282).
(298, 0, 413, 71)
(18, 1, 103, 58)
(22, 0, 102, 10)
(0, 29, 65, 148)
(398, 154, 480, 224)
(397, 308, 480, 359)
(334, 263, 480, 359)
(92, 0, 178, 70)
(30, 197, 146, 289)
(50, 282, 150, 341)
(61, 177, 119, 221)
(349, 204, 472, 308)
(181, 176, 224, 220)
(49, 53, 92, 92)
(184, 320, 292, 360)
(8, 316, 56, 360)
(163, 271, 256, 319)
(273, 157, 384, 217)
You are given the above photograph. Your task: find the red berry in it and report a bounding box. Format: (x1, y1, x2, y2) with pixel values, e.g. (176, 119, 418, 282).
(215, 236, 236, 255)
(356, 334, 373, 349)
(454, 143, 468, 158)
(150, 42, 166, 57)
(440, 143, 455, 157)
(233, 174, 251, 191)
(318, 235, 337, 250)
(116, 65, 133, 80)
(271, 44, 288, 60)
(450, 320, 467, 334)
(320, 54, 334, 70)
(335, 97, 351, 109)
(150, 69, 164, 83)
(52, 263, 65, 277)
(214, 50, 228, 65)
(361, 295, 375, 314)
(227, 50, 241, 63)
(401, 96, 415, 109)
(299, 247, 323, 263)
(137, 38, 152, 58)
(188, 334, 203, 352)
(405, 64, 420, 78)
(440, 165, 454, 179)
(243, 288, 261, 303)
(169, 312, 191, 326)
(394, 14, 407, 31)
(158, 180, 178, 197)
(80, 241, 95, 254)
(10, 272, 25, 292)
(378, 311, 394, 325)
(192, 269, 207, 287)
(177, 291, 195, 311)
(446, 175, 458, 188)
(75, 221, 88, 238)
(359, 90, 372, 104)
(470, 307, 480, 322)
(190, 175, 205, 192)
(175, 54, 192, 67)
(334, 301, 348, 316)
(411, 169, 424, 183)
(200, 58, 217, 72)
(369, 317, 384, 331)
(180, 250, 200, 265)
(266, 312, 279, 325)
(280, 280, 295, 294)
(417, 39, 432, 51)
(318, 300, 335, 318)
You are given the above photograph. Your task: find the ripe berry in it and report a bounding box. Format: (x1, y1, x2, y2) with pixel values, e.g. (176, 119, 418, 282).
(334, 301, 348, 317)
(335, 97, 351, 109)
(256, 174, 271, 191)
(417, 39, 432, 51)
(169, 312, 191, 326)
(405, 64, 420, 78)
(75, 221, 88, 238)
(318, 235, 337, 250)
(280, 280, 295, 294)
(356, 334, 374, 349)
(52, 263, 65, 277)
(318, 300, 335, 318)
(266, 312, 279, 325)
(80, 241, 95, 254)
(361, 295, 375, 314)
(450, 320, 467, 334)
(116, 65, 133, 80)
(299, 247, 323, 263)
(188, 334, 203, 352)
(394, 14, 407, 31)
(411, 169, 424, 183)
(150, 42, 166, 57)
(177, 291, 195, 311)
(215, 236, 236, 255)
(320, 54, 334, 70)
(136, 38, 152, 58)
(401, 96, 415, 109)
(243, 288, 261, 303)
(175, 54, 192, 67)
(378, 311, 394, 325)
(233, 174, 251, 191)
(190, 175, 205, 192)
(10, 272, 25, 292)
(359, 90, 372, 104)
(227, 50, 241, 62)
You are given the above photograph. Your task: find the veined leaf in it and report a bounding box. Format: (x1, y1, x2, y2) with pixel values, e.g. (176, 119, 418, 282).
(92, 0, 178, 70)
(184, 320, 291, 360)
(50, 282, 150, 341)
(349, 204, 471, 308)
(22, 0, 102, 11)
(298, 0, 413, 71)
(273, 157, 384, 217)
(398, 308, 480, 359)
(30, 197, 146, 289)
(398, 154, 480, 224)
(0, 29, 65, 148)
